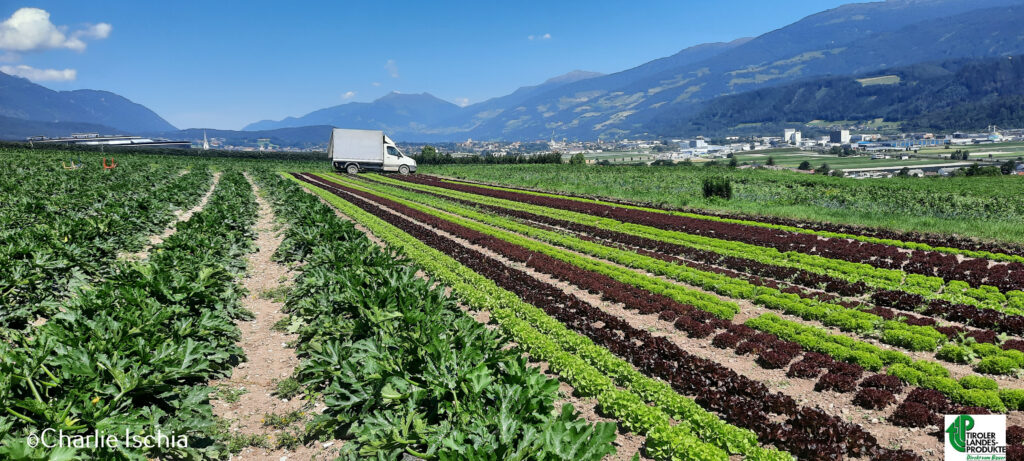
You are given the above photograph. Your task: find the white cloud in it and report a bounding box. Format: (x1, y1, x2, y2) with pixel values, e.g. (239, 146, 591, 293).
(542, 33, 551, 40)
(384, 59, 398, 78)
(341, 91, 356, 100)
(75, 22, 111, 40)
(455, 97, 470, 107)
(1, 64, 75, 81)
(0, 8, 111, 52)
(528, 33, 551, 41)
(371, 81, 380, 86)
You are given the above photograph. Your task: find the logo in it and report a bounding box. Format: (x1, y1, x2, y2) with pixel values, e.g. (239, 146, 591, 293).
(944, 414, 1006, 461)
(947, 415, 975, 453)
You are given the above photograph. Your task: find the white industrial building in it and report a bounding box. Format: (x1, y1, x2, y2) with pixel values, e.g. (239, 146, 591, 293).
(783, 129, 802, 144)
(830, 130, 851, 144)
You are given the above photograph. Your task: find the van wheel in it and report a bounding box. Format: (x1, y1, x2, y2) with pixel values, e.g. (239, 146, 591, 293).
(346, 164, 359, 175)
(399, 165, 410, 175)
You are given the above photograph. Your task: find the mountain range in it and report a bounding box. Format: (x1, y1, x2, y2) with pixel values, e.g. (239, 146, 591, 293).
(3, 0, 1024, 144)
(661, 55, 1024, 136)
(244, 0, 1024, 141)
(0, 71, 176, 134)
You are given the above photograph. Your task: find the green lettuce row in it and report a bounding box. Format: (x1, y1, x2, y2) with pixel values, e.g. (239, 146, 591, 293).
(337, 175, 972, 361)
(294, 175, 793, 461)
(363, 173, 1024, 314)
(937, 342, 1024, 375)
(754, 293, 949, 353)
(442, 178, 1024, 264)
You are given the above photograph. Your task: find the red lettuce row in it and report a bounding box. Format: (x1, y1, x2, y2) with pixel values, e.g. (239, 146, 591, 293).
(873, 290, 1024, 336)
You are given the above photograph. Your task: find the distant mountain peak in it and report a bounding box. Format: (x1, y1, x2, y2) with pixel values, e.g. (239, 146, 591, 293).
(242, 89, 460, 132)
(543, 70, 604, 85)
(374, 91, 446, 103)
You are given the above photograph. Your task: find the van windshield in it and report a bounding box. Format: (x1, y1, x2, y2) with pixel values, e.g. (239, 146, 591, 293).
(387, 146, 402, 157)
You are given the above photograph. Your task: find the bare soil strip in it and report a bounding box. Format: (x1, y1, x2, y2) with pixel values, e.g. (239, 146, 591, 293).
(295, 179, 646, 460)
(120, 171, 222, 261)
(210, 175, 340, 460)
(326, 182, 945, 459)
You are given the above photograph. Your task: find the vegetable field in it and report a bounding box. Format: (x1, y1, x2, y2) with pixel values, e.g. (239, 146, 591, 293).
(290, 170, 1024, 461)
(3, 144, 1024, 460)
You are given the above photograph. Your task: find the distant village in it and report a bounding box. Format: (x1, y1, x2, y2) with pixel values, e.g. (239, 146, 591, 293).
(384, 127, 1023, 177)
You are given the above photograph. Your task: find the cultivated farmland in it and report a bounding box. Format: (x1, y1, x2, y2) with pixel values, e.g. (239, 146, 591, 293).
(291, 170, 1024, 460)
(3, 145, 1024, 460)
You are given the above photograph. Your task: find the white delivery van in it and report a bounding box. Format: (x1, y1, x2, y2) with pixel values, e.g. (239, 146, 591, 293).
(328, 128, 417, 175)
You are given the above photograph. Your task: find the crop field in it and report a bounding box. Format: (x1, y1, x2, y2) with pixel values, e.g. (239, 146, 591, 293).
(917, 142, 1024, 158)
(732, 151, 966, 170)
(571, 151, 659, 163)
(4, 145, 1024, 460)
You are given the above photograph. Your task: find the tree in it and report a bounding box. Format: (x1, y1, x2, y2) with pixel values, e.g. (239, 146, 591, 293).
(965, 163, 1001, 176)
(999, 160, 1017, 175)
(569, 153, 586, 165)
(702, 177, 732, 200)
(798, 160, 812, 170)
(950, 149, 971, 160)
(816, 163, 830, 175)
(831, 169, 845, 177)
(728, 157, 738, 168)
(897, 167, 910, 177)
(414, 145, 452, 164)
(766, 156, 775, 166)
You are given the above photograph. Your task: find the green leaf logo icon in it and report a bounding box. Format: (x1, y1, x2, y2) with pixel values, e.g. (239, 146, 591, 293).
(946, 415, 975, 453)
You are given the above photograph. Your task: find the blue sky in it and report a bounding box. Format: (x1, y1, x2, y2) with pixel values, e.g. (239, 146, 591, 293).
(2, 1, 850, 130)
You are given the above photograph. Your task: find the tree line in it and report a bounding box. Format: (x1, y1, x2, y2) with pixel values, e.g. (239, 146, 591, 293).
(411, 146, 563, 165)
